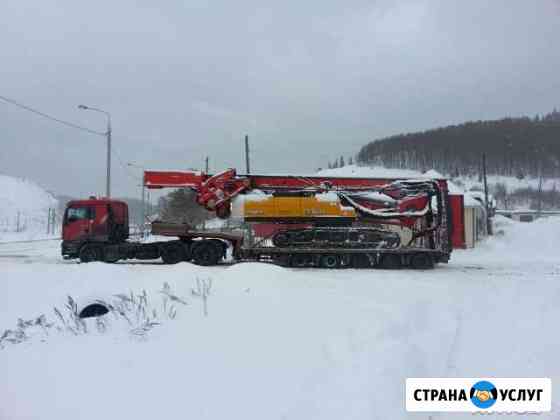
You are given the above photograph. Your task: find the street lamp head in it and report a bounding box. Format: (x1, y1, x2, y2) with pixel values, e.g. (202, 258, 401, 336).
(78, 104, 89, 110)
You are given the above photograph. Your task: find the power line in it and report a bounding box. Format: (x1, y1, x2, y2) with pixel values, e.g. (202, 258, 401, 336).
(112, 146, 142, 182)
(0, 94, 105, 136)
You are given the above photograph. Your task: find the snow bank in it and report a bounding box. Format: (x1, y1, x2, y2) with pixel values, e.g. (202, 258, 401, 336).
(0, 174, 58, 241)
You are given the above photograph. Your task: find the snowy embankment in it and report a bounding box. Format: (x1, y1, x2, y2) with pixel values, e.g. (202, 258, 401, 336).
(1, 217, 559, 419)
(0, 174, 58, 242)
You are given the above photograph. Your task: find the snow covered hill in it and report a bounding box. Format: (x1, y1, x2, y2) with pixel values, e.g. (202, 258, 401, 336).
(0, 173, 58, 241)
(1, 216, 559, 419)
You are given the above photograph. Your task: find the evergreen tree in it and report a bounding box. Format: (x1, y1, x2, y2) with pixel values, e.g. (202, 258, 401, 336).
(159, 188, 212, 226)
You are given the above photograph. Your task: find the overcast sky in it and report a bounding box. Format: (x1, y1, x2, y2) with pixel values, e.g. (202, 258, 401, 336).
(1, 0, 559, 198)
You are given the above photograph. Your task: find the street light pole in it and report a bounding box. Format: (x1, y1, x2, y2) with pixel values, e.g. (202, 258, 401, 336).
(78, 104, 112, 197)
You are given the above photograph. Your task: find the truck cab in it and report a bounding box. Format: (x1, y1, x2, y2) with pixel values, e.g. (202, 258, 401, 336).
(61, 197, 129, 259)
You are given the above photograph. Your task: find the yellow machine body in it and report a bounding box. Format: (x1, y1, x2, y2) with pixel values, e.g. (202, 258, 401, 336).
(243, 195, 356, 222)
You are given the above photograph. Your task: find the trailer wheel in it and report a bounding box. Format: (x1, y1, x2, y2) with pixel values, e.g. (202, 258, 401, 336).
(339, 254, 352, 268)
(319, 254, 340, 269)
(352, 254, 371, 268)
(410, 253, 434, 270)
(161, 242, 185, 265)
(378, 254, 402, 269)
(79, 244, 101, 263)
(290, 253, 311, 268)
(209, 239, 228, 259)
(192, 242, 220, 266)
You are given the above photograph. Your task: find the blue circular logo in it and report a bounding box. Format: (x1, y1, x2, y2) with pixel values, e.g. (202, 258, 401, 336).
(470, 381, 498, 409)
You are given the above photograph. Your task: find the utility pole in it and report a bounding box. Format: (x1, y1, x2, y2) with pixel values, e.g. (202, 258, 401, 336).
(244, 134, 251, 174)
(482, 153, 492, 235)
(537, 171, 543, 218)
(205, 156, 209, 173)
(140, 183, 146, 237)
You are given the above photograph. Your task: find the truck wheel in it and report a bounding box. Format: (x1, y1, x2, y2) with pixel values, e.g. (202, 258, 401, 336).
(103, 245, 121, 263)
(290, 253, 311, 268)
(161, 242, 185, 264)
(319, 254, 340, 269)
(352, 254, 371, 268)
(192, 242, 220, 266)
(378, 254, 402, 269)
(79, 245, 100, 263)
(410, 253, 434, 269)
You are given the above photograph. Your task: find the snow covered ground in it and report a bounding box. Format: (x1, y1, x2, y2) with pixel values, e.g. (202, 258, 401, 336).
(1, 216, 559, 419)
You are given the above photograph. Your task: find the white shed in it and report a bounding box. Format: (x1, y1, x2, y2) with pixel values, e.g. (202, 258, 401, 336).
(463, 193, 488, 248)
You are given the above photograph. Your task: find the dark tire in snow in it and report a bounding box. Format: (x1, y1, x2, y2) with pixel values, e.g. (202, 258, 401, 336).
(79, 303, 109, 318)
(161, 242, 185, 265)
(79, 244, 101, 263)
(191, 241, 220, 266)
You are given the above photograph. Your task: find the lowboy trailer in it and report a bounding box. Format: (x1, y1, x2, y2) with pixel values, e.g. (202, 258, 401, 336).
(61, 168, 456, 269)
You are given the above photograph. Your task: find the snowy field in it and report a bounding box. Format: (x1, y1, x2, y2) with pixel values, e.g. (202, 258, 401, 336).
(1, 217, 559, 419)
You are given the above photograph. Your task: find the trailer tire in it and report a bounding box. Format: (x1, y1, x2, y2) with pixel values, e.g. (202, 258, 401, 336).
(209, 239, 228, 259)
(79, 244, 101, 263)
(378, 254, 402, 269)
(319, 254, 340, 269)
(161, 242, 185, 265)
(352, 254, 371, 268)
(290, 253, 311, 268)
(339, 254, 353, 268)
(192, 242, 220, 266)
(410, 253, 434, 270)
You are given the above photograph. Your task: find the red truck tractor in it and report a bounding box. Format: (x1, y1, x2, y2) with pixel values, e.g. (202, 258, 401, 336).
(62, 168, 456, 269)
(61, 197, 240, 265)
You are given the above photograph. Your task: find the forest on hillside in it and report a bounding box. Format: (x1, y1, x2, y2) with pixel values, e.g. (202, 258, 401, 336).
(356, 110, 560, 179)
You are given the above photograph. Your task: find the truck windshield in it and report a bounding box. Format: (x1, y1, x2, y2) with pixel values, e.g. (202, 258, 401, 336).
(66, 207, 95, 222)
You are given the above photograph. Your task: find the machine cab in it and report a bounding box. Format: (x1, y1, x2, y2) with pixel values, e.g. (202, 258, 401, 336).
(62, 197, 129, 244)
